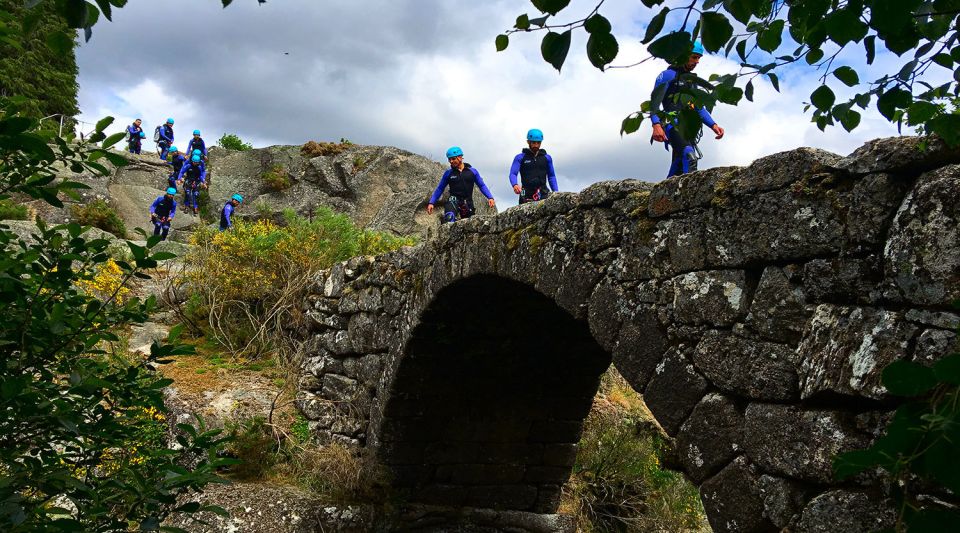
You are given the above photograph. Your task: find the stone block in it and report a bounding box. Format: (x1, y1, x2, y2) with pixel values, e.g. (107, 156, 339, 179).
(423, 441, 480, 464)
(693, 332, 799, 401)
(802, 256, 883, 305)
(528, 420, 585, 444)
(523, 465, 572, 484)
(743, 403, 873, 483)
(756, 475, 814, 529)
(648, 166, 734, 217)
(533, 484, 563, 513)
(541, 444, 578, 467)
(463, 485, 538, 511)
(745, 266, 808, 344)
(612, 307, 670, 392)
(913, 328, 957, 366)
(643, 348, 709, 434)
(796, 305, 917, 400)
(676, 393, 744, 483)
(884, 165, 960, 306)
(321, 373, 361, 404)
(795, 490, 895, 533)
(672, 270, 749, 327)
(356, 286, 383, 312)
(699, 456, 774, 533)
(476, 443, 543, 465)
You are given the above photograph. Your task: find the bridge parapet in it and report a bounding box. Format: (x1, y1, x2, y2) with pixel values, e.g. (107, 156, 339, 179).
(296, 136, 960, 531)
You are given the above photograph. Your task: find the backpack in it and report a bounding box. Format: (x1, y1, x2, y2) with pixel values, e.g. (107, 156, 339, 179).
(153, 125, 162, 142)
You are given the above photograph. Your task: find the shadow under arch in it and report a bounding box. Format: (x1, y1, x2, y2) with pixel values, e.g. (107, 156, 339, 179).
(375, 274, 611, 512)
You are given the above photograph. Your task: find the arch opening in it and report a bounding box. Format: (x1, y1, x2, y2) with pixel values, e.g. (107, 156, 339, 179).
(376, 275, 611, 512)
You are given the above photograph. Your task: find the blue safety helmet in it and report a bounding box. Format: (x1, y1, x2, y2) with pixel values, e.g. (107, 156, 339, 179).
(526, 128, 544, 142)
(445, 146, 463, 159)
(193, 129, 201, 135)
(192, 149, 202, 156)
(166, 187, 177, 195)
(232, 194, 244, 202)
(191, 155, 201, 163)
(692, 39, 704, 56)
(166, 117, 174, 124)
(139, 131, 145, 138)
(169, 145, 178, 153)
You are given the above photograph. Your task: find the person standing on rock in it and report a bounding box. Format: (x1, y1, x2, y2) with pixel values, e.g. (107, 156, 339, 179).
(178, 155, 207, 215)
(126, 118, 143, 154)
(149, 187, 178, 240)
(509, 128, 558, 204)
(165, 146, 185, 191)
(426, 146, 496, 223)
(650, 39, 725, 178)
(186, 130, 207, 160)
(156, 118, 175, 160)
(219, 194, 243, 231)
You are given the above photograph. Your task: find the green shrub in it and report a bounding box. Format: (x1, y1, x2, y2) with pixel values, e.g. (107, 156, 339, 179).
(301, 140, 352, 158)
(0, 198, 29, 220)
(262, 163, 291, 192)
(71, 198, 126, 238)
(352, 154, 369, 172)
(218, 132, 253, 151)
(226, 417, 276, 480)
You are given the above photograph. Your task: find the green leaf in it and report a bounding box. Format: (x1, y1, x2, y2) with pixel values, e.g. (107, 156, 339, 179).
(515, 14, 530, 30)
(620, 112, 643, 135)
(882, 360, 937, 396)
(531, 0, 571, 16)
(60, 0, 89, 27)
(641, 0, 665, 7)
(586, 32, 619, 71)
(767, 72, 780, 92)
(45, 30, 74, 56)
(906, 101, 939, 126)
(102, 131, 126, 149)
(833, 66, 859, 86)
(864, 34, 877, 64)
(94, 0, 113, 20)
(744, 80, 754, 101)
(677, 106, 702, 142)
(834, 448, 885, 480)
(648, 31, 692, 65)
(529, 16, 549, 27)
(584, 14, 611, 34)
(94, 116, 114, 133)
(825, 8, 868, 46)
(495, 34, 509, 52)
(840, 109, 861, 132)
(933, 353, 960, 385)
(724, 0, 752, 24)
(222, 0, 234, 7)
(700, 12, 733, 53)
(810, 85, 836, 110)
(806, 47, 824, 64)
(643, 7, 669, 45)
(540, 30, 572, 72)
(757, 19, 784, 52)
(876, 87, 912, 121)
(932, 53, 953, 69)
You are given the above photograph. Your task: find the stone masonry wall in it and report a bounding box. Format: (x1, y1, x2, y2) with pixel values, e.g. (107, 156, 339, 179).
(295, 136, 960, 532)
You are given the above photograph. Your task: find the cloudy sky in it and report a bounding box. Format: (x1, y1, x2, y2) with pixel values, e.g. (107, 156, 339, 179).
(76, 0, 913, 204)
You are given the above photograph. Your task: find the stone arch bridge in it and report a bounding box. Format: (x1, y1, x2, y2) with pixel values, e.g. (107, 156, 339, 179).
(295, 137, 960, 532)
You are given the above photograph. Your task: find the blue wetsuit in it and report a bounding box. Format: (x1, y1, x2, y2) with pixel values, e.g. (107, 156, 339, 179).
(186, 137, 207, 157)
(651, 66, 717, 177)
(177, 162, 206, 210)
(127, 124, 143, 154)
(157, 124, 174, 159)
(220, 201, 236, 231)
(509, 148, 558, 204)
(166, 154, 186, 190)
(149, 195, 177, 240)
(429, 163, 494, 223)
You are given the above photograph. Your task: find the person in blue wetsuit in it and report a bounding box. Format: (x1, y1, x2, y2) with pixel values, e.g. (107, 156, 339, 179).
(178, 155, 206, 215)
(220, 194, 243, 231)
(650, 40, 725, 178)
(165, 146, 185, 190)
(426, 146, 496, 223)
(156, 118, 174, 159)
(186, 130, 207, 159)
(150, 187, 178, 240)
(126, 118, 143, 154)
(509, 128, 558, 204)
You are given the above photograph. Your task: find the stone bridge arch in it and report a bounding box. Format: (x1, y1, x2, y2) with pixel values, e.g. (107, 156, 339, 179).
(296, 137, 960, 532)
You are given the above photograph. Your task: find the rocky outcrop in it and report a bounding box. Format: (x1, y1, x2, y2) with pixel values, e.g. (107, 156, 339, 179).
(294, 136, 960, 532)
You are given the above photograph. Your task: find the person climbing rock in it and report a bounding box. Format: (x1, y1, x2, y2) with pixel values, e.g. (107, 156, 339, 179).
(186, 130, 207, 159)
(149, 187, 178, 240)
(650, 39, 725, 178)
(126, 118, 143, 154)
(426, 146, 495, 223)
(219, 194, 243, 231)
(177, 155, 207, 215)
(155, 117, 175, 159)
(509, 128, 558, 204)
(165, 146, 185, 190)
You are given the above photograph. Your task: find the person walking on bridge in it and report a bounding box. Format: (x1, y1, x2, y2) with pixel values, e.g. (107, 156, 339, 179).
(426, 146, 495, 223)
(650, 39, 725, 178)
(149, 187, 178, 241)
(509, 128, 558, 204)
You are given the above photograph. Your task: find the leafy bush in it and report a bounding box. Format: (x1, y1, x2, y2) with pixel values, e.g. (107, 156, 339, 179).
(226, 417, 276, 480)
(218, 132, 253, 151)
(352, 154, 369, 172)
(301, 140, 353, 158)
(0, 198, 29, 220)
(834, 316, 960, 531)
(562, 371, 706, 532)
(71, 198, 127, 238)
(0, 102, 231, 531)
(261, 163, 291, 192)
(182, 209, 415, 359)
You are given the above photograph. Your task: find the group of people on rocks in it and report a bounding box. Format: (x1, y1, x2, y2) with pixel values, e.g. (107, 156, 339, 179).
(129, 117, 244, 241)
(427, 39, 724, 223)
